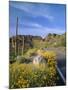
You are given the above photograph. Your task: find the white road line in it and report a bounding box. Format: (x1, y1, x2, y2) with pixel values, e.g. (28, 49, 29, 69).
(56, 65, 66, 84)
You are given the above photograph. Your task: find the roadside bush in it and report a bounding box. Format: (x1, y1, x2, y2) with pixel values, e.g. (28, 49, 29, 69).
(16, 56, 31, 64)
(9, 63, 57, 89)
(9, 49, 57, 88)
(10, 54, 16, 64)
(37, 50, 56, 67)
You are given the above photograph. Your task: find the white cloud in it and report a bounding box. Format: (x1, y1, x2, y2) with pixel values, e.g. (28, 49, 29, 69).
(20, 21, 43, 28)
(10, 2, 54, 21)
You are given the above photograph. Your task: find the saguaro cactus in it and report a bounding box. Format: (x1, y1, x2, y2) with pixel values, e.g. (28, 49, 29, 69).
(15, 17, 18, 56)
(22, 36, 24, 55)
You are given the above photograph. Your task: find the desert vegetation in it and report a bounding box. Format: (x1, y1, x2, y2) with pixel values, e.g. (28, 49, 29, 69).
(9, 49, 57, 88)
(9, 33, 66, 88)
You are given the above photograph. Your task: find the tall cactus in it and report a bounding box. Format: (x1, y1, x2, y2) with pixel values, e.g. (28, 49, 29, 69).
(22, 36, 24, 55)
(15, 17, 18, 56)
(12, 38, 14, 48)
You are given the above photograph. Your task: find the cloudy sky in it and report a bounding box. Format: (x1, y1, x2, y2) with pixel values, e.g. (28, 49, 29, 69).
(9, 1, 66, 37)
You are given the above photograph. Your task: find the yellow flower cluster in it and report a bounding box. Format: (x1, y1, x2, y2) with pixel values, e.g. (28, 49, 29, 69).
(9, 62, 57, 89)
(37, 50, 56, 59)
(37, 50, 57, 66)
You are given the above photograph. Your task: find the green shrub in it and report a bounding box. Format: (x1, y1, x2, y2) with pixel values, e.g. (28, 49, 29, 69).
(16, 56, 31, 64)
(25, 48, 37, 57)
(10, 54, 16, 64)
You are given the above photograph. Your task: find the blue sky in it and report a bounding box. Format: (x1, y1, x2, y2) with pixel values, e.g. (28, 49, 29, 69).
(9, 1, 66, 37)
